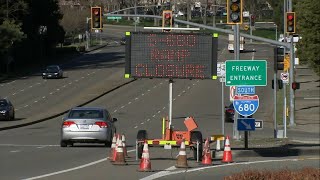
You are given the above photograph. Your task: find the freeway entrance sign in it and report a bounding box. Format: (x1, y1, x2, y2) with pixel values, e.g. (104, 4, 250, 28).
(237, 118, 255, 131)
(225, 60, 267, 86)
(233, 95, 259, 117)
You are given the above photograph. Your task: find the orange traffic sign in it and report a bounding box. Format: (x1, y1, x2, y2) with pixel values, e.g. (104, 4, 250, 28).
(284, 54, 290, 71)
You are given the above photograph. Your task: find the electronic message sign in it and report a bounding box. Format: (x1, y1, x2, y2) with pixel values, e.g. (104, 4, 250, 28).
(124, 32, 218, 79)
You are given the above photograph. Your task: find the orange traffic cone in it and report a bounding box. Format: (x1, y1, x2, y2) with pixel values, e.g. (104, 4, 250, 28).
(175, 140, 188, 168)
(111, 134, 121, 162)
(201, 137, 212, 165)
(122, 134, 128, 157)
(109, 133, 117, 160)
(112, 136, 128, 165)
(221, 136, 233, 163)
(138, 142, 152, 172)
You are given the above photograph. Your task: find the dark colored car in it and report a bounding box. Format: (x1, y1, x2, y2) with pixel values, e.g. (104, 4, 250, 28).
(225, 103, 235, 123)
(0, 98, 15, 121)
(60, 107, 117, 147)
(42, 65, 63, 79)
(120, 37, 126, 45)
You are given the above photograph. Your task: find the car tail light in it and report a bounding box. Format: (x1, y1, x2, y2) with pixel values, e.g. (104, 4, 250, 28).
(63, 121, 75, 127)
(227, 109, 234, 113)
(95, 121, 108, 128)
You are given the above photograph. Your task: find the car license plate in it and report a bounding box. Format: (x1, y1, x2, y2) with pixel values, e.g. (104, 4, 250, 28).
(79, 125, 89, 129)
(48, 75, 52, 77)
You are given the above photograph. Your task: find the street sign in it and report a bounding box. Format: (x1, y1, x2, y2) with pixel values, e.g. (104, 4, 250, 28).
(219, 77, 225, 83)
(280, 72, 289, 84)
(255, 120, 263, 129)
(236, 86, 255, 95)
(237, 118, 255, 131)
(107, 16, 122, 20)
(225, 60, 267, 86)
(217, 62, 225, 77)
(229, 86, 236, 102)
(284, 54, 290, 71)
(233, 95, 259, 116)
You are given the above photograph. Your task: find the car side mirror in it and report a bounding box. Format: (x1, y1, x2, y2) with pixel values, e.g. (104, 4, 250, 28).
(113, 118, 118, 122)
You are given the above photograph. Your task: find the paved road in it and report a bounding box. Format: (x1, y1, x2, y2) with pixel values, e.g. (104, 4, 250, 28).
(0, 33, 299, 180)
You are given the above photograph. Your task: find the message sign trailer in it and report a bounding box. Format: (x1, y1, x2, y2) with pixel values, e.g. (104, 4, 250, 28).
(124, 32, 219, 162)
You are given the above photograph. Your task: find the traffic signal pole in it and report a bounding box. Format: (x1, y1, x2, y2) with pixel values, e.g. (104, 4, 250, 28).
(289, 36, 295, 126)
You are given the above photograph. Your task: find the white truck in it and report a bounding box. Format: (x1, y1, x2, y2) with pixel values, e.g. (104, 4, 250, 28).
(228, 34, 245, 53)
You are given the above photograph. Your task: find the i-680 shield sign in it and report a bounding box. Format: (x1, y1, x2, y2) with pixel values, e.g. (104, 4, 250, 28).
(233, 95, 259, 117)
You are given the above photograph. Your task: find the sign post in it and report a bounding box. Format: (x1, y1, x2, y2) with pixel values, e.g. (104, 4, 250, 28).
(217, 62, 226, 135)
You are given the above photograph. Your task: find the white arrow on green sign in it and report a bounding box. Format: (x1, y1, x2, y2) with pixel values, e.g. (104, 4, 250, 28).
(225, 60, 267, 86)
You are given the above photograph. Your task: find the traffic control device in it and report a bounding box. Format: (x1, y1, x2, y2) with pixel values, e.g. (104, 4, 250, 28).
(221, 136, 233, 163)
(138, 141, 152, 172)
(112, 136, 128, 166)
(175, 140, 188, 168)
(111, 134, 121, 162)
(201, 138, 212, 165)
(122, 134, 128, 157)
(136, 117, 203, 161)
(109, 133, 117, 160)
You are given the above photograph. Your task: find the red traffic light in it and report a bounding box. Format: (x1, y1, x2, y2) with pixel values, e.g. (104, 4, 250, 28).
(286, 12, 296, 34)
(165, 13, 171, 19)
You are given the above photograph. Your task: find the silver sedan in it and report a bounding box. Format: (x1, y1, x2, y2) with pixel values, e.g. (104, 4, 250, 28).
(60, 107, 117, 147)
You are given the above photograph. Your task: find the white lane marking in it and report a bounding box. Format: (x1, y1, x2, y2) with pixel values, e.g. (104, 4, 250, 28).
(134, 126, 138, 128)
(182, 90, 186, 93)
(121, 106, 125, 109)
(141, 158, 301, 180)
(20, 89, 25, 92)
(69, 82, 72, 85)
(34, 101, 38, 103)
(62, 85, 66, 88)
(187, 86, 190, 89)
(128, 102, 132, 104)
(24, 105, 29, 107)
(49, 92, 53, 95)
(163, 107, 166, 110)
(37, 146, 46, 149)
(10, 150, 20, 153)
(87, 74, 90, 76)
(157, 111, 161, 114)
(140, 166, 177, 180)
(147, 119, 150, 121)
(81, 77, 85, 79)
(42, 96, 46, 99)
(148, 89, 151, 92)
(56, 89, 60, 91)
(29, 86, 33, 88)
(135, 97, 139, 100)
(160, 82, 163, 85)
(142, 94, 145, 96)
(12, 93, 16, 95)
(113, 110, 117, 113)
(152, 115, 156, 117)
(141, 122, 144, 125)
(15, 108, 19, 111)
(153, 86, 157, 88)
(173, 98, 176, 101)
(178, 94, 181, 97)
(24, 149, 136, 180)
(75, 80, 79, 82)
(193, 84, 196, 86)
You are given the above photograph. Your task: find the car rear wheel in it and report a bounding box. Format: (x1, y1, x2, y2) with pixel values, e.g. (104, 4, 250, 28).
(60, 140, 67, 147)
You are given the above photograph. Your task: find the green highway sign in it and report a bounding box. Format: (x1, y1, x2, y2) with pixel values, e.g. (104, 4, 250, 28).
(107, 16, 122, 20)
(225, 60, 267, 86)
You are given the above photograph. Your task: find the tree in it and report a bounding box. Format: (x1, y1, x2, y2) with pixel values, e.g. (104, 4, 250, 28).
(295, 0, 320, 75)
(0, 19, 25, 54)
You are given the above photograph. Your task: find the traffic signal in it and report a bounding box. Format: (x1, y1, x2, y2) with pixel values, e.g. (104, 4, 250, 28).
(285, 12, 296, 34)
(162, 10, 173, 32)
(250, 14, 255, 26)
(91, 7, 102, 30)
(227, 0, 243, 24)
(272, 79, 283, 90)
(292, 82, 300, 90)
(274, 47, 284, 71)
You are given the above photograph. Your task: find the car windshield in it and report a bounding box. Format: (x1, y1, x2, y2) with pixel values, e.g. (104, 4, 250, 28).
(68, 110, 103, 119)
(46, 66, 59, 72)
(0, 100, 8, 107)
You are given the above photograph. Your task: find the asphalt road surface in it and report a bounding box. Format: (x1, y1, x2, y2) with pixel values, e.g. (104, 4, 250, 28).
(1, 26, 313, 180)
